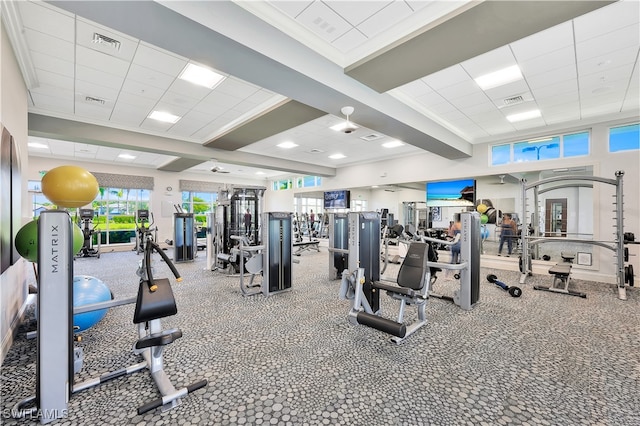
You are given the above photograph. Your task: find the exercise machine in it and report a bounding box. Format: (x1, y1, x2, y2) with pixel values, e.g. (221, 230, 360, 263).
(327, 212, 349, 280)
(12, 210, 206, 423)
(76, 208, 100, 258)
(134, 209, 156, 255)
(234, 212, 294, 297)
(420, 211, 481, 311)
(534, 252, 586, 298)
(174, 211, 196, 262)
(520, 170, 629, 300)
(339, 241, 437, 344)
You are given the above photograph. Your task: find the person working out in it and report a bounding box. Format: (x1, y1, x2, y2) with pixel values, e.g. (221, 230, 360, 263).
(498, 213, 517, 256)
(244, 209, 252, 235)
(449, 219, 462, 265)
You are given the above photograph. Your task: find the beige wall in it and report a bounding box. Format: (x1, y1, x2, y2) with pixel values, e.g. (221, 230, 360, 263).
(1, 21, 29, 362)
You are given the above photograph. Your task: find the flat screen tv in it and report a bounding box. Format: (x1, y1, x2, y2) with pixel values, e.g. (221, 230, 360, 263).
(324, 190, 350, 209)
(426, 179, 476, 207)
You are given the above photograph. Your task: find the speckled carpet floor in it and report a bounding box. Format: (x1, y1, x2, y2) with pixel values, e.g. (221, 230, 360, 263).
(1, 244, 638, 425)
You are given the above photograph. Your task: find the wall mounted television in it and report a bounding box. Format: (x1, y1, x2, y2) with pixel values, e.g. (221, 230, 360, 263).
(426, 179, 476, 207)
(324, 190, 350, 209)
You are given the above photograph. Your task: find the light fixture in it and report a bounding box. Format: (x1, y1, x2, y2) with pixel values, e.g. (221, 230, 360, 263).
(118, 153, 136, 160)
(277, 141, 298, 149)
(255, 171, 266, 175)
(28, 142, 48, 149)
(331, 106, 358, 133)
(506, 109, 541, 123)
(527, 137, 553, 144)
(475, 65, 523, 90)
(148, 111, 181, 124)
(179, 63, 226, 89)
(329, 153, 346, 159)
(382, 140, 404, 148)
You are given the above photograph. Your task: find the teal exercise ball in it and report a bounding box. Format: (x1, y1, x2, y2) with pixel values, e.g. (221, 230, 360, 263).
(481, 226, 490, 240)
(73, 275, 112, 333)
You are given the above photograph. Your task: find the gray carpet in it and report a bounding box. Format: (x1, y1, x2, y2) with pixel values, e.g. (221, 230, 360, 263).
(1, 245, 639, 425)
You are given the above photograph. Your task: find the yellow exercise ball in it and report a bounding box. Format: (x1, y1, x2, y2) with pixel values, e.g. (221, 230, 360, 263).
(41, 166, 99, 208)
(477, 203, 488, 214)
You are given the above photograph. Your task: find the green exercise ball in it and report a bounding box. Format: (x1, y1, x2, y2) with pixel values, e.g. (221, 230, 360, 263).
(15, 219, 85, 262)
(480, 214, 489, 224)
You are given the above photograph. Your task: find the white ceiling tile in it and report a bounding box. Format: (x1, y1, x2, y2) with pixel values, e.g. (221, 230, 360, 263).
(115, 92, 159, 110)
(167, 78, 215, 101)
(326, 1, 391, 26)
(159, 90, 202, 111)
(31, 51, 74, 77)
(574, 0, 640, 42)
(622, 90, 639, 111)
(165, 118, 206, 138)
(75, 80, 120, 103)
(140, 118, 175, 132)
(332, 28, 368, 53)
(357, 1, 412, 38)
(75, 102, 113, 121)
(511, 22, 573, 62)
(48, 139, 74, 155)
(543, 108, 581, 124)
(268, 1, 314, 18)
(581, 101, 623, 118)
(483, 80, 531, 103)
(30, 84, 74, 100)
(537, 93, 579, 108)
(30, 92, 74, 114)
(215, 77, 260, 99)
(577, 46, 639, 76)
(519, 46, 575, 77)
(247, 89, 280, 105)
(395, 79, 432, 97)
(75, 18, 138, 62)
(421, 65, 470, 90)
(198, 91, 242, 110)
(296, 1, 352, 42)
(76, 45, 131, 78)
(126, 63, 176, 90)
(531, 79, 578, 100)
(437, 80, 483, 101)
(511, 117, 546, 131)
(110, 103, 148, 126)
(152, 101, 190, 117)
(578, 63, 635, 91)
(133, 42, 188, 76)
(462, 102, 498, 116)
(468, 109, 508, 123)
(576, 24, 640, 62)
(74, 143, 98, 154)
(76, 64, 126, 91)
(36, 69, 74, 91)
(526, 64, 577, 89)
(448, 91, 490, 109)
(95, 146, 119, 161)
(24, 28, 74, 62)
(232, 98, 260, 114)
(18, 1, 75, 42)
(461, 46, 517, 79)
(415, 90, 447, 106)
(120, 79, 166, 102)
(428, 101, 458, 115)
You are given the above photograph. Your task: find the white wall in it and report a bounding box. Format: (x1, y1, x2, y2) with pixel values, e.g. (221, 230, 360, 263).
(1, 22, 30, 362)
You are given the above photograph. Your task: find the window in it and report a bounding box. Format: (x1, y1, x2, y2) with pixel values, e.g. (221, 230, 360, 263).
(563, 132, 589, 157)
(93, 188, 150, 245)
(609, 123, 640, 152)
(491, 144, 510, 166)
(274, 176, 322, 190)
(181, 191, 218, 238)
(491, 131, 590, 165)
(514, 137, 560, 162)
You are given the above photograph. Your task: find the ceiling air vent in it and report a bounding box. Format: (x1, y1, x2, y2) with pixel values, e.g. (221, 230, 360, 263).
(309, 148, 324, 154)
(85, 96, 106, 105)
(359, 133, 384, 142)
(92, 33, 121, 51)
(503, 95, 524, 106)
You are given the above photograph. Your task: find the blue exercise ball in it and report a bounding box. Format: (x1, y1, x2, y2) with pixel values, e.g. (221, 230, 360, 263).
(73, 275, 112, 333)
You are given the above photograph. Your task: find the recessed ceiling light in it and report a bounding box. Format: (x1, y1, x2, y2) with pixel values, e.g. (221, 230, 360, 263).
(506, 109, 541, 123)
(330, 122, 359, 132)
(372, 185, 379, 188)
(329, 153, 346, 159)
(475, 65, 522, 90)
(255, 171, 266, 175)
(28, 142, 48, 149)
(118, 153, 136, 160)
(179, 63, 225, 89)
(277, 141, 298, 149)
(148, 111, 181, 123)
(382, 140, 404, 148)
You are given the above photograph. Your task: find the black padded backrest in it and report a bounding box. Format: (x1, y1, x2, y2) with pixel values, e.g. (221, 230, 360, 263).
(133, 278, 178, 324)
(397, 242, 429, 290)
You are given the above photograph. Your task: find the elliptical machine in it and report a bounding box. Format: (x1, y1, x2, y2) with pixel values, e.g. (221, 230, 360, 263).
(76, 208, 100, 258)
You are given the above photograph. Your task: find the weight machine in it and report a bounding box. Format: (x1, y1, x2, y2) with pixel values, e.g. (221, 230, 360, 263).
(76, 208, 100, 258)
(12, 210, 206, 423)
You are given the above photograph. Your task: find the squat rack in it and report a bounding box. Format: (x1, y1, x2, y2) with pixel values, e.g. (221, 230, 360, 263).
(519, 170, 627, 300)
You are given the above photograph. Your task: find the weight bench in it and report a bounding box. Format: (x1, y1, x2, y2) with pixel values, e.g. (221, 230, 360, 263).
(534, 252, 586, 298)
(293, 239, 320, 256)
(339, 242, 432, 344)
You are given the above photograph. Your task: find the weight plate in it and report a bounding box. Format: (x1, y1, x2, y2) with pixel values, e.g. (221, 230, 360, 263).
(629, 264, 634, 287)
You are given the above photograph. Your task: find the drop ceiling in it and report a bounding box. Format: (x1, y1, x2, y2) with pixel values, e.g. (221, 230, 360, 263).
(3, 0, 638, 179)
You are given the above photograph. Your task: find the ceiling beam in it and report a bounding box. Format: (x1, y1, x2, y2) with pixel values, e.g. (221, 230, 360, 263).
(345, 1, 614, 93)
(28, 114, 336, 176)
